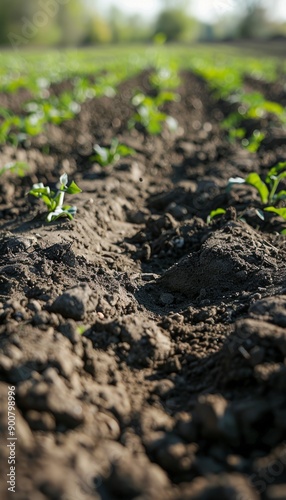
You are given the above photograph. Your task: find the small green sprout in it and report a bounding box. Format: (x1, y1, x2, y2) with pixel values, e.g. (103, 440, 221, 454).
(77, 325, 90, 335)
(28, 173, 82, 222)
(130, 92, 178, 135)
(244, 130, 265, 153)
(91, 138, 135, 167)
(207, 208, 226, 224)
(227, 162, 286, 205)
(149, 65, 180, 91)
(0, 161, 30, 177)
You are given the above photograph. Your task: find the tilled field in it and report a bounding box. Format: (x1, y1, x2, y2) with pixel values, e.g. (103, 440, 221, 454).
(1, 67, 286, 500)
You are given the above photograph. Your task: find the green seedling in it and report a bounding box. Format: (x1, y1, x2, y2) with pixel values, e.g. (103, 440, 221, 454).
(194, 65, 243, 99)
(0, 108, 22, 145)
(91, 138, 135, 167)
(130, 91, 178, 135)
(207, 208, 226, 224)
(263, 206, 286, 236)
(74, 75, 117, 101)
(28, 173, 82, 222)
(227, 162, 286, 205)
(149, 64, 180, 91)
(243, 130, 265, 153)
(227, 125, 265, 153)
(25, 93, 80, 128)
(0, 161, 30, 177)
(77, 325, 90, 335)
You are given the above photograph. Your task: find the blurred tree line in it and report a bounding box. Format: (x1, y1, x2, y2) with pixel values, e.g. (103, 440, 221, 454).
(0, 0, 285, 48)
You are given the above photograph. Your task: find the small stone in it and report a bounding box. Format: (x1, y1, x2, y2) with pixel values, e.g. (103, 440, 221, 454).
(32, 311, 50, 326)
(194, 394, 228, 438)
(27, 300, 42, 313)
(106, 450, 170, 498)
(153, 379, 175, 398)
(175, 412, 197, 442)
(157, 439, 197, 473)
(50, 284, 92, 320)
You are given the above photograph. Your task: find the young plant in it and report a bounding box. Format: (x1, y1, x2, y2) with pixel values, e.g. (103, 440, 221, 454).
(149, 64, 180, 91)
(91, 138, 135, 167)
(227, 162, 286, 205)
(130, 92, 178, 135)
(28, 173, 82, 222)
(244, 130, 265, 153)
(0, 108, 22, 145)
(207, 208, 226, 224)
(0, 161, 30, 177)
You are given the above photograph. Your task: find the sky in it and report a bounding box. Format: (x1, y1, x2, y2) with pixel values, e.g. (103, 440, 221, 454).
(97, 0, 286, 24)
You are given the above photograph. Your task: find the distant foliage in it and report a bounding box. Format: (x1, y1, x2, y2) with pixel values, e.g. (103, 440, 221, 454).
(154, 9, 194, 42)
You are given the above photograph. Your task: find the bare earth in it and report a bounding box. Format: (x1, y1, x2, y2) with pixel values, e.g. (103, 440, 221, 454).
(1, 70, 286, 500)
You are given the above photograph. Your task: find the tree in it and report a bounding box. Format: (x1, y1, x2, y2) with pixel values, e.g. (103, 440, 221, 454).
(56, 0, 88, 45)
(83, 16, 112, 44)
(0, 0, 33, 45)
(154, 8, 195, 42)
(237, 5, 269, 38)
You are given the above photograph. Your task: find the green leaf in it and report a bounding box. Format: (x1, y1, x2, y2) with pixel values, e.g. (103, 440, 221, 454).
(264, 207, 286, 220)
(77, 325, 88, 335)
(266, 162, 286, 183)
(116, 144, 135, 157)
(28, 186, 51, 197)
(42, 195, 55, 210)
(156, 91, 178, 106)
(263, 101, 284, 116)
(46, 206, 77, 222)
(147, 120, 162, 135)
(207, 208, 226, 224)
(275, 190, 286, 201)
(65, 181, 82, 194)
(241, 92, 265, 107)
(246, 130, 265, 153)
(245, 173, 269, 204)
(93, 145, 109, 166)
(0, 161, 30, 177)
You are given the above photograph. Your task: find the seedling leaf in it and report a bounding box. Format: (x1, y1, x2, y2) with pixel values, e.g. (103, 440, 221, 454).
(65, 181, 82, 195)
(276, 190, 286, 201)
(28, 173, 81, 222)
(245, 173, 269, 204)
(207, 208, 226, 224)
(0, 161, 30, 177)
(264, 207, 286, 220)
(266, 162, 286, 183)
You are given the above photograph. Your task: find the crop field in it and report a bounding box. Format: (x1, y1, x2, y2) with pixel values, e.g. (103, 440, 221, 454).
(1, 44, 286, 499)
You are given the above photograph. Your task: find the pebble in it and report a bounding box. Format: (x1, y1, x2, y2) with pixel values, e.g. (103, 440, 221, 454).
(50, 284, 92, 320)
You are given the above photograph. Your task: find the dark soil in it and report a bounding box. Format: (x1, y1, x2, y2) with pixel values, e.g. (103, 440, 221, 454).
(1, 69, 286, 500)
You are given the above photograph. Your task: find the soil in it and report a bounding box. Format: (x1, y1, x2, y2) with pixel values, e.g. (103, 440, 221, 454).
(1, 68, 286, 500)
